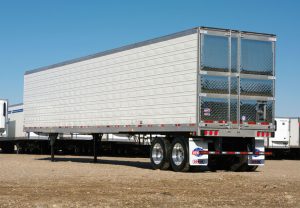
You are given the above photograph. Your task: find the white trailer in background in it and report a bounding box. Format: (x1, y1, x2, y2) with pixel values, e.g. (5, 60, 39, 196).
(0, 103, 48, 153)
(0, 99, 15, 153)
(0, 99, 8, 137)
(23, 27, 276, 172)
(265, 117, 300, 157)
(1, 103, 149, 154)
(7, 103, 47, 139)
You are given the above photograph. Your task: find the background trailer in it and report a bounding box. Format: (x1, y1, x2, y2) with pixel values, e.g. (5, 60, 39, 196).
(0, 99, 7, 137)
(265, 117, 300, 157)
(0, 103, 150, 155)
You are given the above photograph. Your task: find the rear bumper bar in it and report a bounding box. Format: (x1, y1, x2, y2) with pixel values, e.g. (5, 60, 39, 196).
(195, 150, 272, 156)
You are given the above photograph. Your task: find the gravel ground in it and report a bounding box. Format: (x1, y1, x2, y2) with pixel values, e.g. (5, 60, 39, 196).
(0, 154, 299, 208)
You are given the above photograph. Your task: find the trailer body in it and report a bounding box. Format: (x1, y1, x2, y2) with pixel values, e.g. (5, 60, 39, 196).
(7, 104, 27, 138)
(0, 99, 8, 137)
(266, 117, 300, 149)
(23, 27, 276, 171)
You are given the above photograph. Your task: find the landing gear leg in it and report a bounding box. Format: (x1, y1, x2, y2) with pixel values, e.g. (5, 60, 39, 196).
(49, 133, 58, 162)
(92, 134, 103, 163)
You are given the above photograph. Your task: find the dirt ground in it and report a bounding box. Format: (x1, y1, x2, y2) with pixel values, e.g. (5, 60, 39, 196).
(0, 155, 299, 208)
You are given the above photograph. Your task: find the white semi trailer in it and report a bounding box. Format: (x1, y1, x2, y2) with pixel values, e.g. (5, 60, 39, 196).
(1, 103, 148, 154)
(23, 27, 276, 172)
(0, 99, 15, 153)
(265, 117, 300, 157)
(0, 99, 8, 137)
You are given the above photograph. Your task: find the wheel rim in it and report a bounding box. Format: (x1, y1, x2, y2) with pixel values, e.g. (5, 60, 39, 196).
(172, 143, 185, 166)
(152, 143, 163, 165)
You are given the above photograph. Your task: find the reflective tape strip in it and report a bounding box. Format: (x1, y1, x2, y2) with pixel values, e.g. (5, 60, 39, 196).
(197, 151, 272, 155)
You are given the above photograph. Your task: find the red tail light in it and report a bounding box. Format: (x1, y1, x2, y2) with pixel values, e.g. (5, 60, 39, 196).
(257, 131, 271, 138)
(203, 130, 219, 136)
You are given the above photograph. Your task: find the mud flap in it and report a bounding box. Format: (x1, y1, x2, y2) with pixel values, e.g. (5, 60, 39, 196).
(248, 138, 265, 166)
(189, 138, 208, 166)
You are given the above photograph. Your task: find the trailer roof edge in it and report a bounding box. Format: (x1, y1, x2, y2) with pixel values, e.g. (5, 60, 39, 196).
(9, 103, 23, 107)
(25, 26, 276, 75)
(25, 28, 198, 75)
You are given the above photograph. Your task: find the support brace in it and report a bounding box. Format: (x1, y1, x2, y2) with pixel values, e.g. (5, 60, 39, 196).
(49, 133, 58, 162)
(92, 134, 103, 163)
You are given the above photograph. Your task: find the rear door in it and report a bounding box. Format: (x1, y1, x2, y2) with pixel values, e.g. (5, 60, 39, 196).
(199, 29, 237, 129)
(199, 28, 275, 130)
(239, 34, 275, 130)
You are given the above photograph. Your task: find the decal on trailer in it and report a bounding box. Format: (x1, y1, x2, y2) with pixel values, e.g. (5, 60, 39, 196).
(241, 115, 246, 121)
(189, 138, 208, 166)
(248, 139, 265, 166)
(203, 108, 211, 116)
(192, 147, 203, 157)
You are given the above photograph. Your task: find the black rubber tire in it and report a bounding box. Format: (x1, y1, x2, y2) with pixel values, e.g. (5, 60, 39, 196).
(170, 137, 190, 172)
(229, 155, 258, 172)
(228, 155, 247, 171)
(150, 138, 171, 170)
(246, 165, 258, 171)
(208, 156, 232, 171)
(1, 142, 15, 153)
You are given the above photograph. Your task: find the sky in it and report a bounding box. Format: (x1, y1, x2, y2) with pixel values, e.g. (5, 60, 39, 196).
(0, 0, 299, 117)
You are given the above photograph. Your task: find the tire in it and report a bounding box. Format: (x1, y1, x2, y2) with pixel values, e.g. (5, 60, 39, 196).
(246, 165, 258, 171)
(1, 142, 15, 154)
(170, 137, 190, 172)
(208, 156, 231, 171)
(150, 137, 171, 170)
(228, 155, 247, 172)
(229, 155, 258, 172)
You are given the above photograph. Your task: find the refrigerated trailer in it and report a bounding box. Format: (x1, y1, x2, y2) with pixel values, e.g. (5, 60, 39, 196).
(265, 117, 300, 157)
(23, 27, 276, 172)
(0, 99, 15, 153)
(0, 99, 8, 137)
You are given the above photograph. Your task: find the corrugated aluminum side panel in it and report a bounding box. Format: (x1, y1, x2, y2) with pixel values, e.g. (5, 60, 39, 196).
(24, 33, 198, 128)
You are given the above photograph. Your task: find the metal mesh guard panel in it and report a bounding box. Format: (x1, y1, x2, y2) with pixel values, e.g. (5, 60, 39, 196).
(241, 39, 273, 75)
(240, 100, 273, 122)
(240, 100, 256, 122)
(202, 35, 228, 72)
(201, 75, 228, 94)
(231, 77, 238, 94)
(231, 38, 238, 73)
(230, 99, 238, 122)
(265, 101, 273, 122)
(201, 97, 228, 121)
(240, 78, 273, 97)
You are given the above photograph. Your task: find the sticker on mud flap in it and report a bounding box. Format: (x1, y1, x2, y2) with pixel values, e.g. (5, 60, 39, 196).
(192, 147, 203, 157)
(253, 148, 260, 158)
(189, 138, 208, 166)
(241, 115, 246, 121)
(248, 140, 265, 166)
(203, 108, 211, 116)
